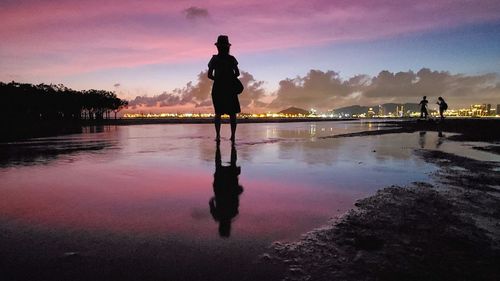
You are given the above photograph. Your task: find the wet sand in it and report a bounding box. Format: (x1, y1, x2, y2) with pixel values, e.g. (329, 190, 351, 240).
(1, 119, 499, 280)
(0, 121, 414, 281)
(270, 120, 500, 281)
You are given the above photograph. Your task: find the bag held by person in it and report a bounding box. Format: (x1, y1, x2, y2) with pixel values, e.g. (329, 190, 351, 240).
(233, 77, 244, 95)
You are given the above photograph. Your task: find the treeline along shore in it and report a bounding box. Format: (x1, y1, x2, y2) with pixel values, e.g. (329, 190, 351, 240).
(2, 81, 499, 142)
(1, 82, 128, 141)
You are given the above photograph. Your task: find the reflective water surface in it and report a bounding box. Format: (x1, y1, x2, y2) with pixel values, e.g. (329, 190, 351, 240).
(0, 121, 497, 280)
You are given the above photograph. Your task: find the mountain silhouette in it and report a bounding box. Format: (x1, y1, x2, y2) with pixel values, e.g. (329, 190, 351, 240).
(278, 107, 310, 115)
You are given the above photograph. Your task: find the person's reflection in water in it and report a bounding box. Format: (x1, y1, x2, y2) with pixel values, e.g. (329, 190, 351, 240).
(418, 131, 427, 148)
(209, 143, 244, 237)
(436, 131, 445, 149)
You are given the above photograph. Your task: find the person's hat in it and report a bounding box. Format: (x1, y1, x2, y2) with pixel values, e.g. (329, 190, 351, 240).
(215, 35, 231, 46)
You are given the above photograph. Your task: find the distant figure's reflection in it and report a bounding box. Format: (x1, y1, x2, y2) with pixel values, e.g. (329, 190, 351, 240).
(418, 131, 427, 148)
(209, 143, 244, 237)
(436, 131, 445, 149)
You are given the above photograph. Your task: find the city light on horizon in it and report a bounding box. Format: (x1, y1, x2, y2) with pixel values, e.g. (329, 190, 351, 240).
(122, 103, 500, 119)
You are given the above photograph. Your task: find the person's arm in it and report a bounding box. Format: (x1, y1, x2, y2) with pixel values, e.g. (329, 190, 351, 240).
(234, 65, 240, 77)
(208, 56, 215, 80)
(209, 197, 219, 220)
(208, 67, 215, 80)
(232, 56, 240, 77)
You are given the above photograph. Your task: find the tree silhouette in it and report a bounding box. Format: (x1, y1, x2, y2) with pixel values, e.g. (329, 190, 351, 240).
(0, 81, 128, 121)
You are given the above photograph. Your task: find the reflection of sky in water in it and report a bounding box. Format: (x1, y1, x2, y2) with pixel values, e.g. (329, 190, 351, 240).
(1, 122, 498, 244)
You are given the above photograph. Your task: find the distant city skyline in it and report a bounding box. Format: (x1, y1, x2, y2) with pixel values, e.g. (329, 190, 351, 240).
(122, 101, 500, 119)
(1, 0, 500, 112)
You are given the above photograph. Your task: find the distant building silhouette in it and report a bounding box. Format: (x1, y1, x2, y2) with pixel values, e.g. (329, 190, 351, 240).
(396, 105, 405, 117)
(378, 105, 384, 116)
(367, 107, 375, 118)
(470, 104, 489, 117)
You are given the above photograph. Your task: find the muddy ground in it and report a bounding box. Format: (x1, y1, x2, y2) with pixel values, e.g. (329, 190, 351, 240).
(269, 121, 500, 281)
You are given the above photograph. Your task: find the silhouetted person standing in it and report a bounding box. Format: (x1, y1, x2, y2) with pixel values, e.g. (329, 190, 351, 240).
(437, 97, 447, 120)
(209, 143, 243, 237)
(208, 35, 241, 143)
(419, 96, 429, 119)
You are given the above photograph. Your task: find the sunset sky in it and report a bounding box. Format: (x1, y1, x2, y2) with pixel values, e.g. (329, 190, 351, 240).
(1, 0, 500, 112)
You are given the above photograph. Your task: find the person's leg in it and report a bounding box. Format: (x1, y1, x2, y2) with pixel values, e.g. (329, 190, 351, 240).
(214, 114, 221, 141)
(230, 114, 237, 142)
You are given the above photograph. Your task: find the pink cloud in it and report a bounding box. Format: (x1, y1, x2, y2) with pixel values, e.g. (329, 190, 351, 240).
(1, 0, 500, 79)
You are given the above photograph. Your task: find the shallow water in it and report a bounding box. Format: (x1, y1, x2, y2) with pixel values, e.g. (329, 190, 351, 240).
(0, 121, 497, 280)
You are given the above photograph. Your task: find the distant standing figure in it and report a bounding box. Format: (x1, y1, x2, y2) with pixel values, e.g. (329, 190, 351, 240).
(437, 97, 448, 120)
(208, 35, 241, 143)
(419, 96, 429, 119)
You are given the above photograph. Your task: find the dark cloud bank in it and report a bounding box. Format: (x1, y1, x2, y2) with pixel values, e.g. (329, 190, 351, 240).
(128, 68, 500, 111)
(183, 6, 209, 20)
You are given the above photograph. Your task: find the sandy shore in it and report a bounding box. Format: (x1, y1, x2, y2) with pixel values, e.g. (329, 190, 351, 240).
(320, 118, 500, 141)
(268, 120, 500, 281)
